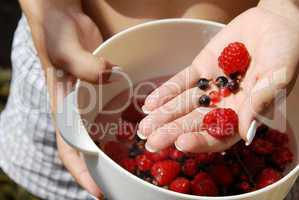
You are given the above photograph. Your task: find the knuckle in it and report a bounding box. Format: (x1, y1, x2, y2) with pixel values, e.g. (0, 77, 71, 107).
(168, 120, 184, 134)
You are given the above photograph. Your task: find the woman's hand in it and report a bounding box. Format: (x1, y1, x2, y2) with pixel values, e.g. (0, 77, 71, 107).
(20, 0, 109, 83)
(19, 0, 109, 198)
(138, 6, 299, 153)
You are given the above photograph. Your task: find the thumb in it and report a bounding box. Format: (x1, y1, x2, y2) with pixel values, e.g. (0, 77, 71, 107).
(49, 15, 113, 83)
(56, 132, 104, 199)
(56, 44, 113, 83)
(239, 68, 290, 144)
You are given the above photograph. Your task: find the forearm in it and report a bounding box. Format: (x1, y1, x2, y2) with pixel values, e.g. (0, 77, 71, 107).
(19, 0, 81, 23)
(258, 0, 299, 25)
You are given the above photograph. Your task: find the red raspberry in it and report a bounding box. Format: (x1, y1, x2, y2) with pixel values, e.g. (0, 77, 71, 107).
(255, 124, 269, 136)
(136, 154, 153, 172)
(250, 138, 273, 155)
(229, 163, 242, 176)
(238, 181, 251, 192)
(195, 152, 216, 164)
(104, 141, 129, 163)
(229, 140, 246, 154)
(203, 108, 239, 139)
(209, 91, 221, 105)
(209, 164, 233, 186)
(145, 147, 170, 162)
(151, 160, 181, 186)
(120, 158, 136, 173)
(169, 148, 185, 161)
(256, 168, 281, 189)
(220, 87, 231, 97)
(121, 98, 146, 123)
(271, 147, 293, 169)
(169, 177, 191, 194)
(116, 122, 136, 141)
(266, 129, 289, 146)
(240, 174, 249, 182)
(191, 172, 218, 196)
(243, 152, 265, 176)
(182, 159, 198, 177)
(218, 42, 250, 76)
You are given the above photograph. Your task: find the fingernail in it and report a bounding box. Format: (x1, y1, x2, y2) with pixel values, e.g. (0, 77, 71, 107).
(246, 120, 258, 146)
(141, 106, 151, 114)
(137, 130, 147, 140)
(174, 141, 184, 152)
(145, 142, 157, 153)
(144, 93, 158, 107)
(110, 66, 124, 78)
(112, 66, 123, 72)
(88, 194, 101, 200)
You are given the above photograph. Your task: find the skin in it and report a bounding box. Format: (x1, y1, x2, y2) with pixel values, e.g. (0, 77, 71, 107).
(140, 6, 299, 153)
(18, 0, 299, 198)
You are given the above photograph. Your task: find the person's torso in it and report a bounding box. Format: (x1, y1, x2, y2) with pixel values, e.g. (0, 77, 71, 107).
(83, 0, 258, 39)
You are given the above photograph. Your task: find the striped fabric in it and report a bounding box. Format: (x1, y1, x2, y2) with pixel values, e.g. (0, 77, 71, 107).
(0, 16, 94, 200)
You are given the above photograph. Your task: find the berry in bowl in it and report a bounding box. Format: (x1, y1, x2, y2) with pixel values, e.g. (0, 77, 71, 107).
(56, 19, 299, 200)
(92, 82, 295, 197)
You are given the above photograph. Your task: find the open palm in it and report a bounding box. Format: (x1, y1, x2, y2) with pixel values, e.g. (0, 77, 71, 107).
(137, 7, 299, 153)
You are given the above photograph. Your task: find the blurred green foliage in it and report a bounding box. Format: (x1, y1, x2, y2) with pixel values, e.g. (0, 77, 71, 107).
(0, 68, 11, 112)
(0, 170, 40, 200)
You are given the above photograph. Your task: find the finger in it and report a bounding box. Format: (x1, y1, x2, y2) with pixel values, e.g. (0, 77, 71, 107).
(239, 68, 290, 143)
(145, 107, 212, 152)
(56, 44, 113, 83)
(175, 131, 240, 153)
(56, 133, 104, 199)
(138, 87, 205, 139)
(48, 16, 112, 83)
(143, 47, 219, 112)
(142, 66, 198, 113)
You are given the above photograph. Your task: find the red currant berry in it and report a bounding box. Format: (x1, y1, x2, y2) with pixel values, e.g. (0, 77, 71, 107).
(256, 168, 281, 189)
(136, 154, 153, 172)
(151, 160, 181, 186)
(120, 158, 137, 173)
(169, 177, 191, 194)
(220, 87, 231, 97)
(191, 172, 218, 196)
(182, 159, 198, 177)
(209, 91, 221, 105)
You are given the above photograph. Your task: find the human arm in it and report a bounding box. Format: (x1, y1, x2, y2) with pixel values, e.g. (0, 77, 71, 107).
(19, 0, 108, 198)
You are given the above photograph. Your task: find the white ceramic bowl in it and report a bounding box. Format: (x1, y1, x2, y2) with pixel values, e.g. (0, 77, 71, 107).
(57, 19, 299, 200)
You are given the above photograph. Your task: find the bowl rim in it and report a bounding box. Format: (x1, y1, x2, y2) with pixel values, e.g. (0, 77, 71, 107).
(83, 18, 299, 199)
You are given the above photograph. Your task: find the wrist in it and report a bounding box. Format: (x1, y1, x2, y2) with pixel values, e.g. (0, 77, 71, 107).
(258, 0, 299, 25)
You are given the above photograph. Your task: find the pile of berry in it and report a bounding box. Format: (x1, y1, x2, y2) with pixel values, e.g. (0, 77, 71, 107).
(197, 42, 251, 139)
(197, 42, 250, 107)
(97, 42, 294, 196)
(104, 123, 293, 196)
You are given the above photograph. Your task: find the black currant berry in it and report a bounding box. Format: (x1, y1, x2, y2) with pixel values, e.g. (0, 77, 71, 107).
(256, 124, 269, 136)
(229, 72, 241, 80)
(215, 76, 228, 88)
(197, 78, 210, 90)
(198, 95, 211, 107)
(227, 80, 240, 93)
